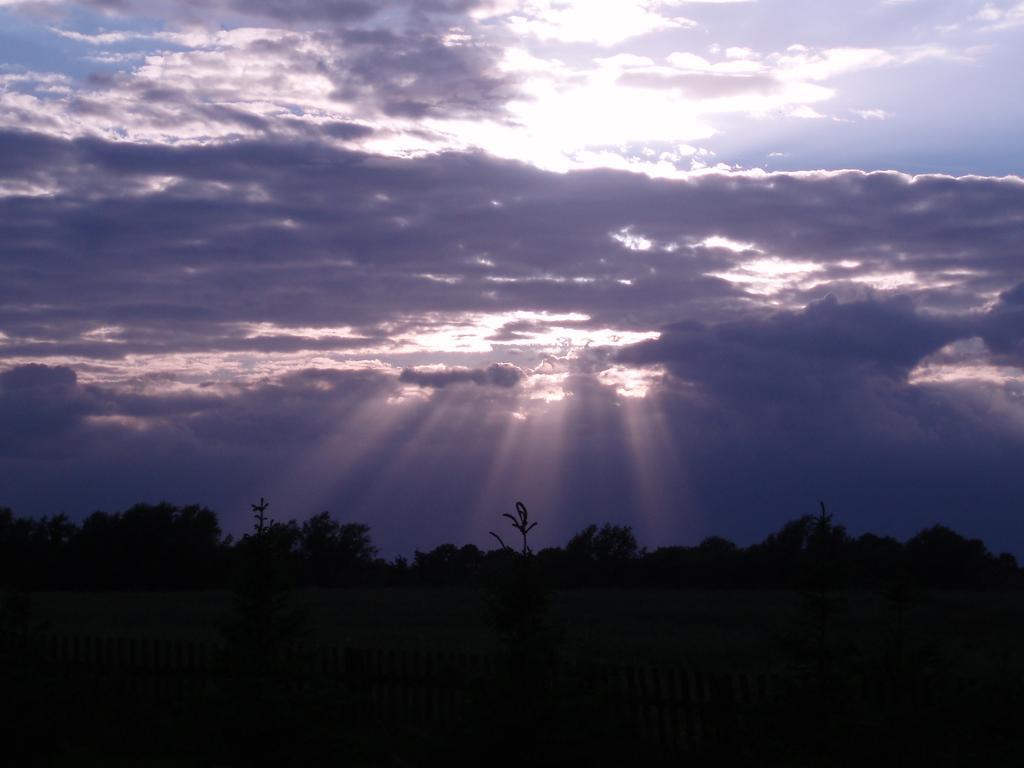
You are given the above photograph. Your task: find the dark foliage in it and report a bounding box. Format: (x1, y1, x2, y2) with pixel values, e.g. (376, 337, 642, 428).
(1, 498, 1023, 766)
(74, 503, 225, 590)
(411, 542, 484, 587)
(299, 511, 377, 587)
(556, 522, 641, 587)
(0, 502, 1021, 591)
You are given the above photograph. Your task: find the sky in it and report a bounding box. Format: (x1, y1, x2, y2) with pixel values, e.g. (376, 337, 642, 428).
(1, 0, 1023, 556)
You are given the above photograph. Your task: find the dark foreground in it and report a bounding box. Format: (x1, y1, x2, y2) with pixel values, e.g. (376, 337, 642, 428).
(3, 588, 1023, 766)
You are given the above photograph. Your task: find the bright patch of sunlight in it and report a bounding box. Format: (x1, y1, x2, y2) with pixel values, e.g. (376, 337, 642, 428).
(597, 365, 663, 398)
(5, 352, 395, 393)
(612, 228, 654, 251)
(910, 362, 1024, 386)
(81, 326, 126, 343)
(395, 311, 658, 355)
(84, 414, 156, 431)
(523, 372, 570, 403)
(239, 323, 364, 340)
(849, 271, 920, 291)
(137, 175, 181, 194)
(707, 257, 823, 295)
(0, 179, 60, 198)
(418, 273, 463, 284)
(386, 385, 433, 405)
(910, 340, 1024, 388)
(699, 235, 760, 253)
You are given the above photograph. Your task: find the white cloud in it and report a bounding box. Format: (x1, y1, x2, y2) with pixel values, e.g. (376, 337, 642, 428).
(770, 46, 896, 81)
(478, 1, 695, 46)
(612, 227, 654, 251)
(853, 108, 889, 120)
(707, 257, 825, 296)
(0, 3, 982, 178)
(698, 235, 759, 252)
(0, 28, 352, 144)
(974, 2, 1024, 29)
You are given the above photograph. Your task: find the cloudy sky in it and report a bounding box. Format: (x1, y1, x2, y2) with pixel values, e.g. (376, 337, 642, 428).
(1, 0, 1023, 555)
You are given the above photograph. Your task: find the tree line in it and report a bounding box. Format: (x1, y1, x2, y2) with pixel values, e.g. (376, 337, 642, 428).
(0, 502, 1019, 591)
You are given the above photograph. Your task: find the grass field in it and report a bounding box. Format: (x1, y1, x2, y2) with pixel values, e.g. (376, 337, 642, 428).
(26, 587, 1024, 673)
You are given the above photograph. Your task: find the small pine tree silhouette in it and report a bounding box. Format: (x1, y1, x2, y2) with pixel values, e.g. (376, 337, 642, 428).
(476, 502, 557, 765)
(800, 501, 848, 768)
(488, 501, 547, 651)
(222, 497, 304, 674)
(252, 496, 271, 534)
(213, 498, 312, 768)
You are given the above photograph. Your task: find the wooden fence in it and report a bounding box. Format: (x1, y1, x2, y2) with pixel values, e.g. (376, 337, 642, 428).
(5, 632, 988, 755)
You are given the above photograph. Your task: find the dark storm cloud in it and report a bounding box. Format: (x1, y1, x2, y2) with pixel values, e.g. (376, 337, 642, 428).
(3, 130, 1024, 552)
(611, 295, 1024, 549)
(330, 28, 519, 119)
(2, 130, 1022, 356)
(0, 361, 545, 554)
(226, 0, 484, 21)
(70, 79, 274, 134)
(979, 282, 1024, 366)
(400, 362, 525, 388)
(616, 294, 971, 448)
(0, 364, 87, 447)
(619, 294, 967, 390)
(3, 347, 1023, 556)
(79, 0, 483, 25)
(0, 364, 120, 459)
(225, 0, 378, 22)
(231, 0, 483, 23)
(0, 362, 406, 460)
(319, 120, 376, 140)
(37, 0, 519, 126)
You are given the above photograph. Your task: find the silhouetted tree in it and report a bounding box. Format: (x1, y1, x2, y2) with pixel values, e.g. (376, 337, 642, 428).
(67, 502, 227, 589)
(693, 535, 745, 587)
(564, 522, 640, 586)
(412, 543, 483, 587)
(798, 502, 851, 768)
(905, 524, 993, 588)
(214, 499, 322, 767)
(487, 502, 553, 668)
(848, 532, 903, 588)
(749, 515, 816, 588)
(1, 500, 1020, 593)
(475, 502, 579, 767)
(222, 498, 305, 670)
(299, 511, 376, 586)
